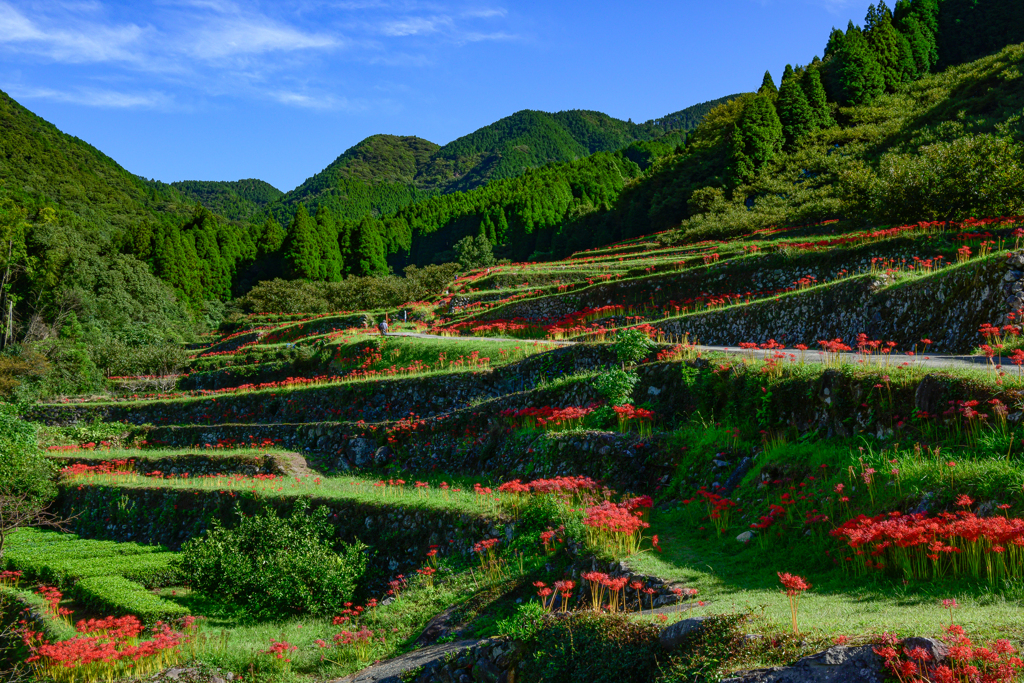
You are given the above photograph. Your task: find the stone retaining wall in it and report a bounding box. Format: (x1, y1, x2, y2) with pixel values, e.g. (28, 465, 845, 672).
(651, 254, 1023, 353)
(57, 486, 510, 576)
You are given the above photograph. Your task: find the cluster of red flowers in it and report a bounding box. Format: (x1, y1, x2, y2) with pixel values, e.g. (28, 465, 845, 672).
(0, 570, 22, 588)
(582, 499, 651, 556)
(831, 510, 1024, 581)
(874, 626, 1023, 683)
(60, 460, 133, 476)
(497, 475, 600, 496)
(499, 404, 599, 431)
(23, 615, 191, 683)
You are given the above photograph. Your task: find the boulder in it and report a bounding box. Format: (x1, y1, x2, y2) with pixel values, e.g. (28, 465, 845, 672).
(347, 438, 378, 467)
(721, 645, 885, 683)
(660, 617, 713, 650)
(736, 531, 755, 544)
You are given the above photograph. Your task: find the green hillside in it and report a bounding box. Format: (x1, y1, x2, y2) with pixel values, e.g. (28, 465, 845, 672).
(267, 135, 439, 227)
(0, 89, 193, 233)
(171, 179, 283, 222)
(269, 99, 741, 229)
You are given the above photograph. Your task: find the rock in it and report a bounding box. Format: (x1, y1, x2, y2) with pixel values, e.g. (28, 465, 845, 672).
(902, 637, 948, 663)
(660, 617, 713, 650)
(713, 459, 731, 468)
(721, 645, 885, 683)
(348, 438, 379, 467)
(472, 658, 501, 682)
(736, 530, 755, 544)
(723, 457, 754, 494)
(915, 375, 951, 416)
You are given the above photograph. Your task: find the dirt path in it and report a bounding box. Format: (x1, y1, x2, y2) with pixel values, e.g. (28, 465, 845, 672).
(331, 639, 481, 683)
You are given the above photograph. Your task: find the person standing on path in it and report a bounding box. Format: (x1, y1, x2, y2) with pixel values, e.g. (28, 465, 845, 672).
(378, 317, 389, 336)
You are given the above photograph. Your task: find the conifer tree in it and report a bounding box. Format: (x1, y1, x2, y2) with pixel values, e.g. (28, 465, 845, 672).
(895, 0, 939, 69)
(758, 71, 779, 97)
(286, 205, 321, 280)
(777, 66, 816, 148)
(314, 205, 343, 281)
(729, 93, 784, 183)
(258, 216, 286, 256)
(824, 27, 846, 59)
(865, 2, 913, 90)
(836, 21, 886, 105)
(802, 67, 836, 129)
(493, 209, 509, 245)
(352, 216, 389, 276)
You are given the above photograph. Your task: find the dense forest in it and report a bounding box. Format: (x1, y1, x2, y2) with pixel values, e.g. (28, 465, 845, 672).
(0, 0, 1022, 397)
(171, 179, 283, 222)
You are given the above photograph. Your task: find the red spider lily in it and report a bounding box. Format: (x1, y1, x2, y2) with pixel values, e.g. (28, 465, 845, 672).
(777, 572, 811, 634)
(24, 617, 189, 683)
(832, 511, 1024, 584)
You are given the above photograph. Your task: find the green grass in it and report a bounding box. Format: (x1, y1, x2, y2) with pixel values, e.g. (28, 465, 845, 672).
(634, 505, 1024, 641)
(62, 472, 511, 519)
(45, 446, 298, 461)
(3, 529, 180, 589)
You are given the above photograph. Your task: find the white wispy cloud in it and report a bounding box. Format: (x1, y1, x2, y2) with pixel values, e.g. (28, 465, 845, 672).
(379, 15, 450, 36)
(5, 84, 171, 107)
(185, 17, 340, 60)
(0, 0, 517, 110)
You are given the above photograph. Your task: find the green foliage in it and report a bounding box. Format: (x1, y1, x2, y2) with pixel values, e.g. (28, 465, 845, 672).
(516, 613, 663, 683)
(593, 368, 638, 405)
(759, 71, 778, 97)
(73, 576, 189, 624)
(176, 501, 368, 620)
(801, 67, 835, 129)
(870, 133, 1024, 222)
(865, 1, 916, 90)
(613, 328, 654, 365)
(454, 234, 496, 271)
(835, 21, 887, 104)
(0, 404, 54, 504)
(171, 179, 283, 222)
(937, 0, 1024, 68)
(777, 67, 816, 148)
(234, 264, 456, 313)
(729, 94, 784, 183)
(494, 601, 546, 640)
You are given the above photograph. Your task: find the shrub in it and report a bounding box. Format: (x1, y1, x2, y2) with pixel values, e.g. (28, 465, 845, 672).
(72, 576, 188, 624)
(454, 234, 496, 270)
(870, 134, 1024, 223)
(613, 328, 654, 366)
(0, 404, 55, 504)
(593, 369, 638, 405)
(516, 612, 662, 683)
(175, 501, 367, 620)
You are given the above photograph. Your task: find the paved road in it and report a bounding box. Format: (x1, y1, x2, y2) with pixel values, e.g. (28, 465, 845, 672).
(389, 333, 1002, 373)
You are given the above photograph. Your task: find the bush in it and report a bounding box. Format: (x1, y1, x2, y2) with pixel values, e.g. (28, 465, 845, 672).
(517, 613, 662, 683)
(593, 369, 638, 405)
(870, 134, 1024, 223)
(72, 576, 189, 624)
(236, 264, 459, 314)
(0, 404, 55, 504)
(613, 328, 654, 366)
(454, 234, 496, 270)
(175, 501, 367, 620)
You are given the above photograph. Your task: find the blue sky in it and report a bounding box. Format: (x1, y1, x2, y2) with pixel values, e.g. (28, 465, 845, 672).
(0, 0, 868, 192)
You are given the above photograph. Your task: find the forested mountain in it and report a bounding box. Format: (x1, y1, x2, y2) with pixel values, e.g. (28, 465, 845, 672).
(171, 179, 283, 222)
(0, 89, 193, 233)
(267, 135, 439, 227)
(269, 99, 742, 229)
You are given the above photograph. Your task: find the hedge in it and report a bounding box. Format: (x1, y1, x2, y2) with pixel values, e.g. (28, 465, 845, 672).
(72, 577, 188, 624)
